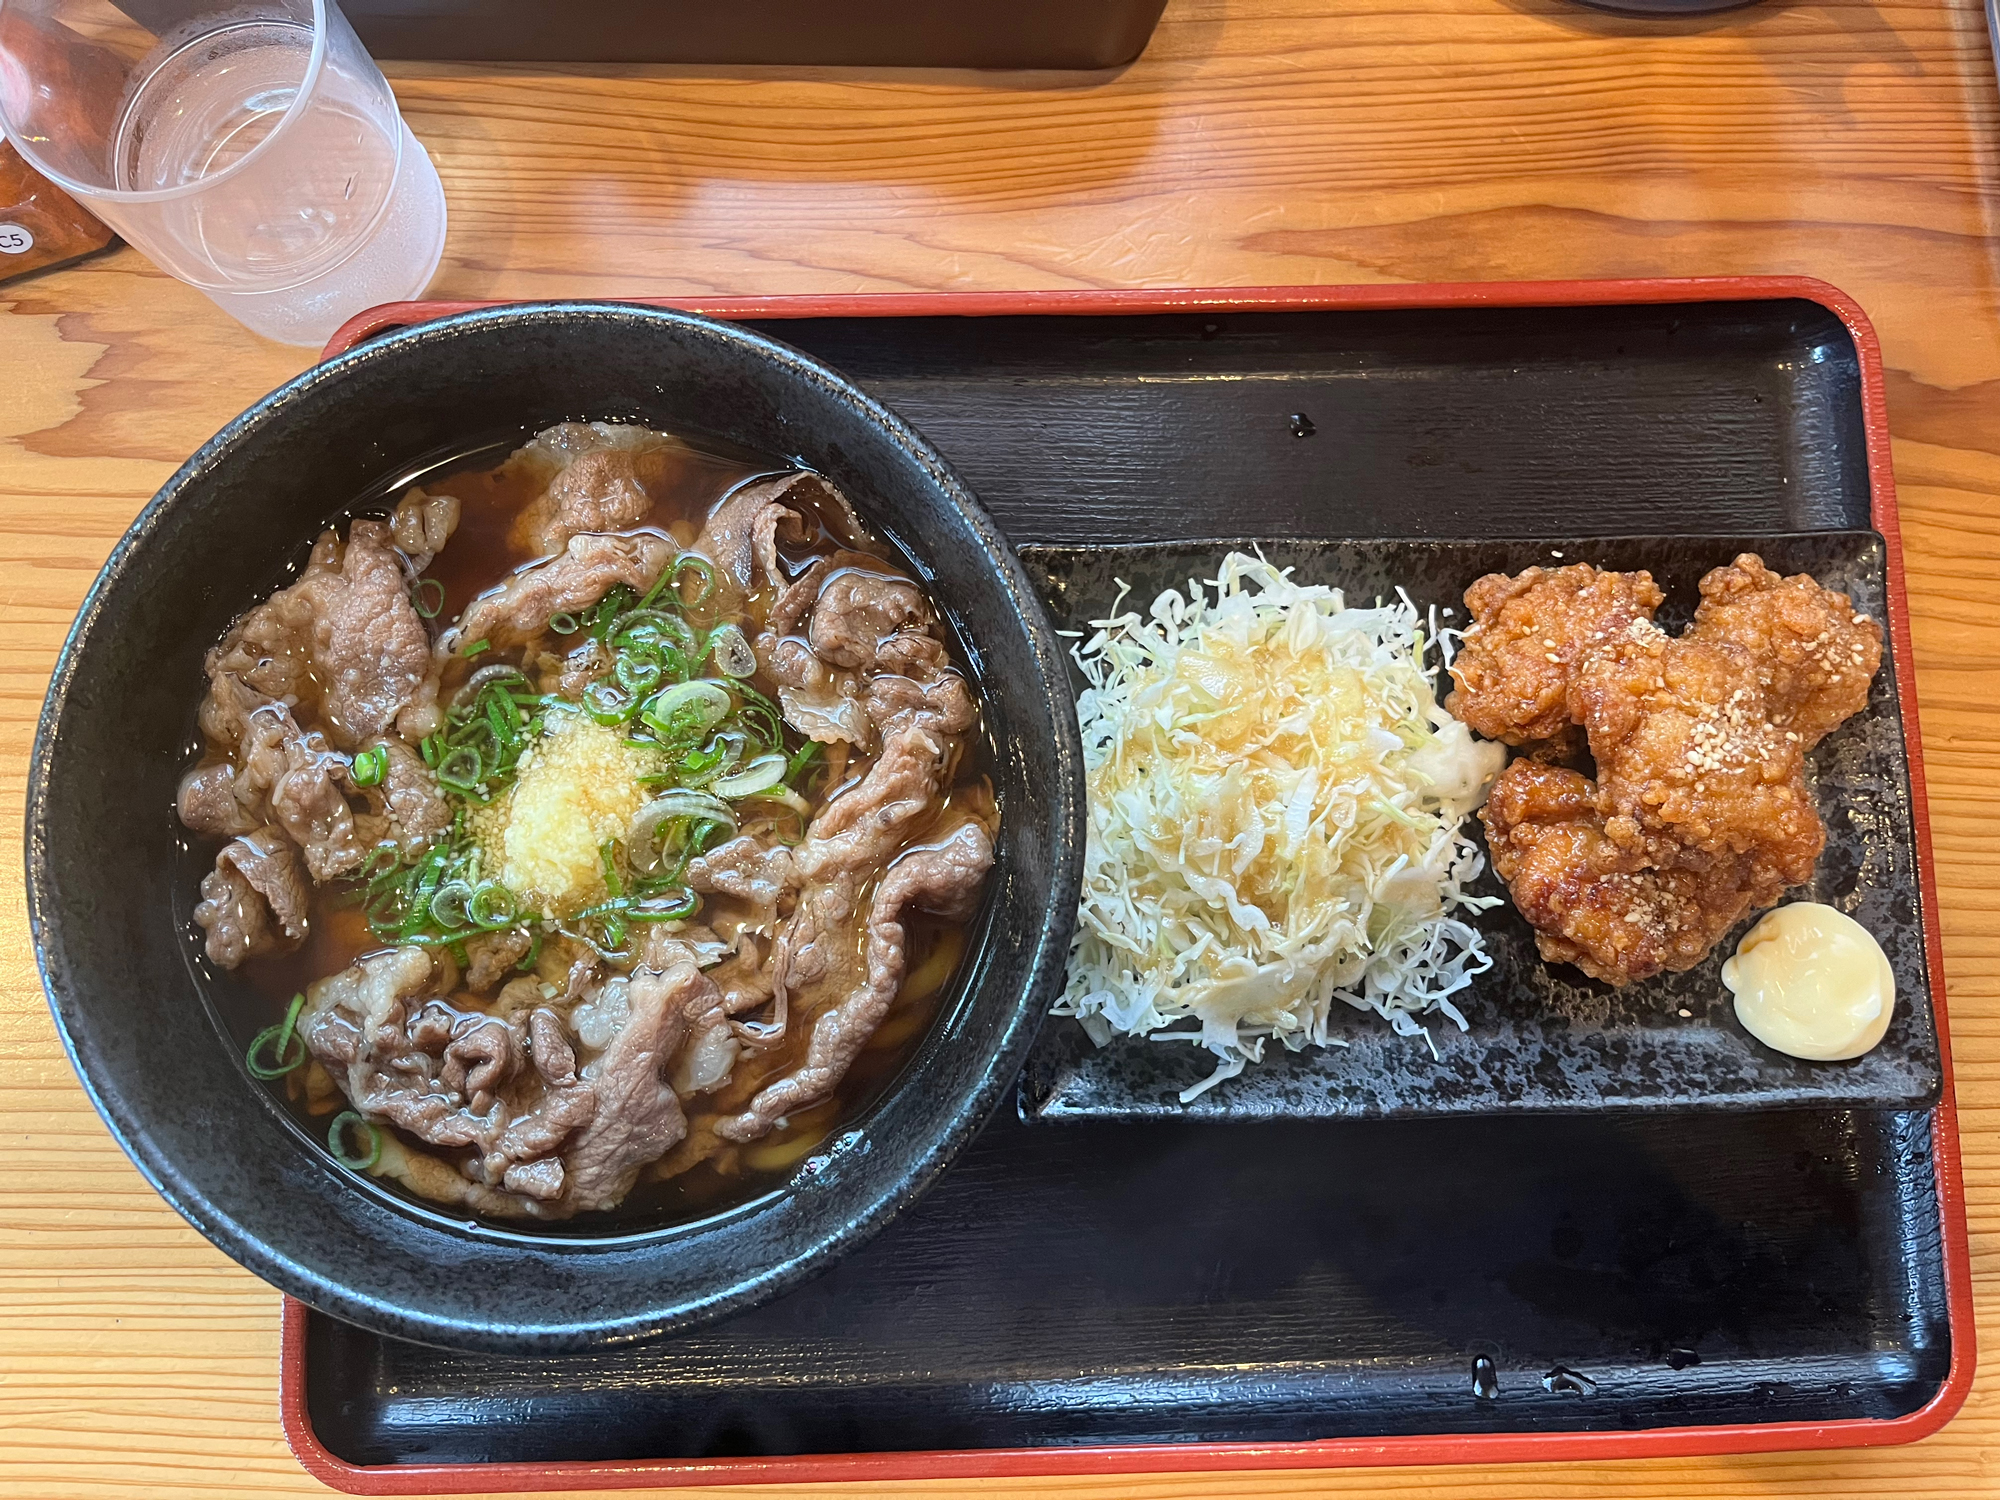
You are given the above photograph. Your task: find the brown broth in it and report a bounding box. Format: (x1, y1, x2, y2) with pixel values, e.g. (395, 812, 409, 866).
(416, 436, 767, 628)
(213, 427, 994, 1238)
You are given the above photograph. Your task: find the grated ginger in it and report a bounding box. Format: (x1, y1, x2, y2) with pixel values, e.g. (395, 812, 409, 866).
(469, 708, 666, 916)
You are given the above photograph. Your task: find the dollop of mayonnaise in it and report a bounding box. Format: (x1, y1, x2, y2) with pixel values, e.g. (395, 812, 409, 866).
(1721, 903, 1894, 1061)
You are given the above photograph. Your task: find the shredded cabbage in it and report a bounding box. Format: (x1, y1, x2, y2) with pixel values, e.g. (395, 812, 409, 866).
(1057, 551, 1506, 1100)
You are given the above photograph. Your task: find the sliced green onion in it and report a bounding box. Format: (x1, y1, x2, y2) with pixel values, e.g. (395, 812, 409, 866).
(613, 641, 666, 681)
(638, 552, 716, 612)
(590, 586, 636, 644)
(549, 611, 580, 635)
(246, 993, 309, 1079)
(676, 732, 744, 787)
(429, 879, 475, 929)
(672, 554, 716, 606)
(681, 739, 727, 775)
(639, 680, 731, 739)
(600, 840, 625, 899)
(516, 929, 544, 972)
(486, 693, 519, 746)
(615, 643, 691, 693)
(769, 804, 810, 847)
(434, 746, 483, 793)
(713, 752, 788, 798)
(463, 638, 491, 658)
(634, 789, 736, 831)
(755, 786, 814, 817)
(785, 738, 824, 786)
(615, 653, 664, 696)
(583, 680, 634, 727)
(627, 888, 699, 922)
(614, 608, 698, 652)
(451, 664, 529, 711)
(705, 623, 757, 678)
(413, 578, 446, 619)
(731, 678, 783, 717)
(451, 711, 499, 745)
(447, 727, 499, 779)
(328, 1111, 381, 1171)
(467, 881, 516, 929)
(636, 563, 673, 611)
(408, 847, 449, 909)
(351, 744, 389, 788)
(629, 789, 737, 874)
(727, 679, 786, 748)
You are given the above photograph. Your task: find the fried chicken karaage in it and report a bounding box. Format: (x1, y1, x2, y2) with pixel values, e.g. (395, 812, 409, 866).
(1446, 564, 1665, 746)
(1689, 554, 1884, 749)
(1457, 553, 1877, 987)
(1569, 617, 1823, 894)
(1480, 758, 1765, 985)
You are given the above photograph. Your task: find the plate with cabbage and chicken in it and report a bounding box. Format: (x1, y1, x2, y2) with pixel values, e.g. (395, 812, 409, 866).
(1020, 534, 1941, 1120)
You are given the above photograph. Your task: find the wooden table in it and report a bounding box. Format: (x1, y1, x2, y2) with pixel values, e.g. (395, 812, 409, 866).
(4, 0, 1999, 1493)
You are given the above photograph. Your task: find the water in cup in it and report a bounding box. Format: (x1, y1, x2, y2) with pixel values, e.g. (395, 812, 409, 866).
(0, 0, 446, 345)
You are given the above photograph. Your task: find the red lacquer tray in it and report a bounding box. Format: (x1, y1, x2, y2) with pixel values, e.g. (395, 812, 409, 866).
(282, 278, 1971, 1493)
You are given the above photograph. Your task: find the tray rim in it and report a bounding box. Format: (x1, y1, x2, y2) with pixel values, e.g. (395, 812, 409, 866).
(283, 276, 1971, 1493)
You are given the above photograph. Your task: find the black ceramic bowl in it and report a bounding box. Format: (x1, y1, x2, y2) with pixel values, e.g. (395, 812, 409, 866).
(26, 303, 1084, 1353)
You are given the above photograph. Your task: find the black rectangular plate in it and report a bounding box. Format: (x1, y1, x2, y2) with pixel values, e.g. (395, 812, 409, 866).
(301, 297, 1953, 1473)
(1020, 533, 1940, 1120)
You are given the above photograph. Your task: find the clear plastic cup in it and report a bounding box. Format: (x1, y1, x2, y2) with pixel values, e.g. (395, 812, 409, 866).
(0, 0, 446, 345)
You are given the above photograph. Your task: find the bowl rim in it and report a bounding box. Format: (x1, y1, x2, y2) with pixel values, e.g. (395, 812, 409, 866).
(24, 300, 1086, 1351)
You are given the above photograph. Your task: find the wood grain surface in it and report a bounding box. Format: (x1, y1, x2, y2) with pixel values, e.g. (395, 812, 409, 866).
(4, 0, 2000, 1493)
